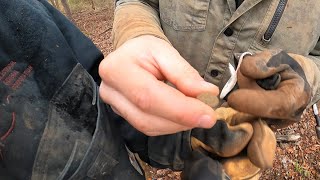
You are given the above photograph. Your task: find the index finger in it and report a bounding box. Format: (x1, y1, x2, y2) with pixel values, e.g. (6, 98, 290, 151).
(110, 64, 217, 128)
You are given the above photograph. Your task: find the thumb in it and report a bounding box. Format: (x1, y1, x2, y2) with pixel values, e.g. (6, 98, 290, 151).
(151, 45, 219, 97)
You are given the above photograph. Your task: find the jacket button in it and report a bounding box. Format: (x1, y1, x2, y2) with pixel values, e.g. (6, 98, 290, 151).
(224, 27, 234, 36)
(210, 70, 219, 77)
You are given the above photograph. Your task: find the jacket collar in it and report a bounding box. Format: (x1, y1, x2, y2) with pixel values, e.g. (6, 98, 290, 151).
(226, 0, 264, 26)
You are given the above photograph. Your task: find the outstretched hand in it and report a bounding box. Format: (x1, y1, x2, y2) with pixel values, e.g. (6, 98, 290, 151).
(99, 35, 219, 136)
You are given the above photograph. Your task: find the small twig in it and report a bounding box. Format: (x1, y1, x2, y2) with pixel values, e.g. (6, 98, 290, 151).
(297, 144, 305, 165)
(83, 22, 89, 33)
(276, 134, 301, 142)
(98, 27, 112, 36)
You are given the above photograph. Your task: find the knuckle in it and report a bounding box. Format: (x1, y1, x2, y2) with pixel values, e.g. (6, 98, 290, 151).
(134, 120, 152, 135)
(181, 62, 199, 77)
(99, 86, 108, 102)
(120, 110, 130, 122)
(99, 55, 111, 73)
(176, 78, 195, 90)
(132, 88, 152, 112)
(99, 63, 111, 80)
(174, 111, 196, 127)
(99, 54, 117, 80)
(99, 84, 114, 104)
(100, 66, 116, 86)
(144, 131, 157, 136)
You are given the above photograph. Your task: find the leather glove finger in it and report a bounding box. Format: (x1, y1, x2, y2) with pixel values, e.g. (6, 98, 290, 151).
(215, 107, 257, 125)
(228, 50, 312, 122)
(191, 120, 253, 157)
(221, 155, 261, 180)
(181, 149, 227, 180)
(194, 94, 254, 157)
(247, 119, 276, 169)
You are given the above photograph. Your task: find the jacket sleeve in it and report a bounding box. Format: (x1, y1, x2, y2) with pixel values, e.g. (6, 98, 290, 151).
(307, 38, 320, 105)
(113, 0, 169, 49)
(39, 0, 104, 81)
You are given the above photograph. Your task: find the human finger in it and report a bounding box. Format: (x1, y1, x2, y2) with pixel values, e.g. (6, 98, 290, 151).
(103, 63, 217, 128)
(99, 82, 191, 136)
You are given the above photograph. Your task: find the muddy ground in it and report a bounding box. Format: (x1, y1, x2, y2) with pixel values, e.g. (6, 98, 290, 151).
(72, 7, 319, 180)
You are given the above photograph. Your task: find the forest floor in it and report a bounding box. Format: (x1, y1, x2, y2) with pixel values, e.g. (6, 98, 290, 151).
(72, 7, 319, 180)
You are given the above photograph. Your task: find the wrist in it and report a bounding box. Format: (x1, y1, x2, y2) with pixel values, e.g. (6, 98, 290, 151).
(112, 2, 170, 49)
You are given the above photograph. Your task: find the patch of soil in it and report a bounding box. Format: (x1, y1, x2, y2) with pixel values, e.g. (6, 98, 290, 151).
(73, 8, 114, 56)
(73, 9, 320, 180)
(261, 108, 320, 180)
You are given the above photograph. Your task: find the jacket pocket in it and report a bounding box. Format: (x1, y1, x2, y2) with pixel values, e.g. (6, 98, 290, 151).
(262, 0, 288, 42)
(249, 0, 320, 55)
(159, 0, 210, 31)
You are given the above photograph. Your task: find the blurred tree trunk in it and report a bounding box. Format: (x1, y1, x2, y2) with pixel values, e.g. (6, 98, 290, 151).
(60, 0, 74, 22)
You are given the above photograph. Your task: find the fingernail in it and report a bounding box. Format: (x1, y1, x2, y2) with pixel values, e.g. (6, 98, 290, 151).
(198, 115, 214, 128)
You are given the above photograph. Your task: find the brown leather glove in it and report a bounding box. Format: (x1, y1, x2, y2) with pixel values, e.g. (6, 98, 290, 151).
(227, 50, 319, 127)
(181, 149, 226, 180)
(191, 93, 276, 179)
(216, 107, 276, 170)
(193, 93, 253, 158)
(191, 119, 253, 158)
(192, 107, 276, 166)
(220, 119, 276, 180)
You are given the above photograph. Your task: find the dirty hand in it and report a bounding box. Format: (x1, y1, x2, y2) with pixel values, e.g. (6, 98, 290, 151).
(99, 35, 219, 136)
(227, 50, 315, 125)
